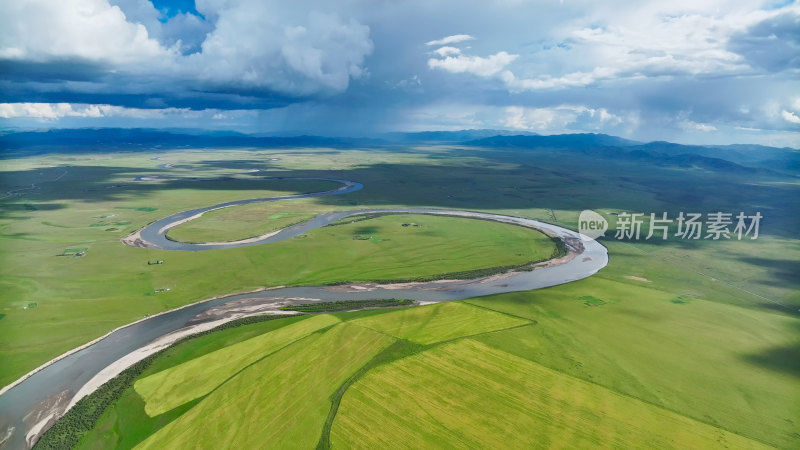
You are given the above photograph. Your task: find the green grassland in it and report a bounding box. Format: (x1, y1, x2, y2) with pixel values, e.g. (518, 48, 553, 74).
(0, 155, 556, 386)
(3, 145, 799, 449)
(61, 288, 796, 448)
(467, 272, 800, 448)
(134, 314, 339, 416)
(331, 339, 768, 449)
(135, 322, 394, 450)
(39, 314, 309, 449)
(351, 301, 530, 345)
(166, 189, 339, 243)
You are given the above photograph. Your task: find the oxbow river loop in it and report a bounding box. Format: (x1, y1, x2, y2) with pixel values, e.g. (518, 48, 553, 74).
(0, 178, 607, 449)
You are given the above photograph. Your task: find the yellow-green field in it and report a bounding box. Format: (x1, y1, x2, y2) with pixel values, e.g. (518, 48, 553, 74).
(136, 322, 394, 449)
(467, 267, 800, 449)
(51, 286, 798, 449)
(69, 316, 316, 450)
(11, 146, 800, 450)
(351, 301, 530, 344)
(331, 339, 769, 449)
(134, 314, 337, 416)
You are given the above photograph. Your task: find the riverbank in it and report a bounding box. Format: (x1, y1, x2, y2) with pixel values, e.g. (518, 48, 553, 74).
(1, 178, 607, 450)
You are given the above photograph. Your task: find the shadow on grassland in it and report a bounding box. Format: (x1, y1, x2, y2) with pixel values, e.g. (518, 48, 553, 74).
(1, 146, 798, 238)
(742, 323, 800, 377)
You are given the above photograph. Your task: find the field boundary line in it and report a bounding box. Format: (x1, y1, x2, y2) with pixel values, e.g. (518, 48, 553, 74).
(315, 338, 422, 450)
(479, 340, 779, 449)
(461, 299, 539, 323)
(142, 322, 342, 416)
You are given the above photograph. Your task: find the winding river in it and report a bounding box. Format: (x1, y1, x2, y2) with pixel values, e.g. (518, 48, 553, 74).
(0, 178, 607, 449)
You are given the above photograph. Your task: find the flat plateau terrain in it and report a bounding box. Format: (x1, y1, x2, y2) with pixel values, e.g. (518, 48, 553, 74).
(1, 145, 797, 449)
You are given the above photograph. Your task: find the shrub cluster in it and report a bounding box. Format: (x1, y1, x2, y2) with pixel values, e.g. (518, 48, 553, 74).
(279, 299, 414, 312)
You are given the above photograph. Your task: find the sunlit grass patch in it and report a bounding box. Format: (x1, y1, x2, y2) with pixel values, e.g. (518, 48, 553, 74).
(351, 301, 530, 345)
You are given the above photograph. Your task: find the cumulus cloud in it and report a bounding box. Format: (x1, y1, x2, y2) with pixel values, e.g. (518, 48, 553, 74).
(0, 0, 374, 96)
(759, 96, 800, 131)
(0, 103, 90, 119)
(425, 34, 474, 46)
(501, 67, 620, 91)
(566, 13, 748, 78)
(427, 3, 800, 93)
(279, 13, 373, 91)
(0, 102, 255, 120)
(0, 0, 798, 145)
(504, 105, 623, 131)
(679, 119, 718, 132)
(184, 6, 373, 95)
(426, 36, 518, 79)
(782, 110, 800, 125)
(0, 0, 173, 64)
(505, 106, 568, 130)
(160, 12, 216, 54)
(428, 44, 616, 90)
(428, 50, 517, 77)
(433, 46, 462, 57)
(109, 0, 214, 53)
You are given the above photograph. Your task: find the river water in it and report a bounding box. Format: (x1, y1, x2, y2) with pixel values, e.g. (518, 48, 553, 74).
(0, 179, 607, 449)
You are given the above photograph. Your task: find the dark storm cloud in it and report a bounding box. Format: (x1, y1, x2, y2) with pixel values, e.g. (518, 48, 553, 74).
(0, 59, 110, 83)
(0, 0, 798, 146)
(0, 80, 300, 110)
(729, 11, 800, 72)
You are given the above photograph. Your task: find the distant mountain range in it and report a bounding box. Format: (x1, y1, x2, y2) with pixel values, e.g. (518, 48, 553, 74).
(464, 133, 640, 148)
(0, 128, 382, 151)
(1, 128, 797, 174)
(464, 133, 798, 174)
(380, 129, 539, 143)
(0, 128, 542, 148)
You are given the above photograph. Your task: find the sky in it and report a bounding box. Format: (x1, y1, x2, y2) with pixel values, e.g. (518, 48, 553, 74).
(0, 0, 798, 146)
